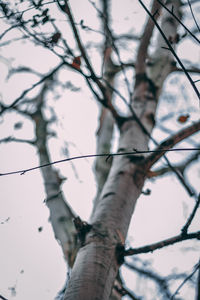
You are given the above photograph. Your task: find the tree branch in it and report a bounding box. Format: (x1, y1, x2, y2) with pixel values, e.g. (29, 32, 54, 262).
(125, 261, 172, 299)
(0, 62, 64, 115)
(156, 0, 200, 44)
(135, 0, 161, 74)
(171, 261, 200, 299)
(144, 120, 200, 170)
(1, 147, 200, 177)
(124, 231, 200, 256)
(182, 194, 200, 234)
(138, 0, 200, 102)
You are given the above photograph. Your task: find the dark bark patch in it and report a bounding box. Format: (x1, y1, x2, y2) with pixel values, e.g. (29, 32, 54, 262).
(58, 216, 68, 223)
(165, 16, 176, 25)
(103, 192, 116, 199)
(115, 243, 125, 265)
(73, 216, 92, 246)
(127, 155, 144, 164)
(146, 113, 155, 126)
(135, 72, 158, 99)
(45, 191, 61, 202)
(118, 148, 126, 153)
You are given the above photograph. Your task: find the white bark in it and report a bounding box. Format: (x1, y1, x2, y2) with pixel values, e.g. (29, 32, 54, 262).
(64, 1, 182, 299)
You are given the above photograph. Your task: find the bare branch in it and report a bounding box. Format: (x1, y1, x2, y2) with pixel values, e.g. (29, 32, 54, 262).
(0, 62, 64, 115)
(144, 120, 200, 170)
(182, 0, 200, 5)
(0, 294, 8, 300)
(135, 0, 161, 74)
(171, 261, 200, 299)
(114, 283, 141, 300)
(89, 0, 133, 98)
(186, 0, 200, 33)
(151, 150, 200, 178)
(196, 260, 200, 300)
(0, 136, 35, 145)
(182, 194, 200, 234)
(57, 1, 105, 92)
(125, 261, 172, 299)
(173, 65, 200, 74)
(0, 147, 200, 177)
(124, 231, 200, 256)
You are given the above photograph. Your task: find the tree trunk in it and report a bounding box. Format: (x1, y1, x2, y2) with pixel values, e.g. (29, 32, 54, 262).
(64, 1, 182, 299)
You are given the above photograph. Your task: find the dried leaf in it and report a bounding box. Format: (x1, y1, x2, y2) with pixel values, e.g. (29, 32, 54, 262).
(177, 114, 190, 123)
(71, 56, 81, 70)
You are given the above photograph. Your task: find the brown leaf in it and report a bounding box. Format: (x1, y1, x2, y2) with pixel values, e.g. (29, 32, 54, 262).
(177, 114, 190, 123)
(71, 56, 81, 70)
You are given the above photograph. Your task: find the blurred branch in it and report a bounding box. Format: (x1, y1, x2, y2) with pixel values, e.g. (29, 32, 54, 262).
(196, 259, 200, 300)
(0, 295, 8, 300)
(171, 261, 200, 299)
(7, 66, 42, 79)
(156, 0, 200, 44)
(182, 194, 200, 234)
(125, 261, 172, 299)
(0, 136, 35, 145)
(114, 33, 140, 42)
(139, 0, 200, 102)
(144, 120, 200, 170)
(135, 0, 161, 74)
(149, 147, 200, 178)
(182, 0, 200, 5)
(124, 230, 200, 256)
(89, 0, 133, 98)
(57, 1, 106, 93)
(114, 283, 141, 300)
(0, 62, 64, 115)
(174, 65, 200, 74)
(187, 0, 200, 33)
(93, 0, 115, 204)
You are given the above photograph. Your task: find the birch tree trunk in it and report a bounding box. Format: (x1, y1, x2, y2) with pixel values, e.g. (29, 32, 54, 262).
(63, 1, 182, 299)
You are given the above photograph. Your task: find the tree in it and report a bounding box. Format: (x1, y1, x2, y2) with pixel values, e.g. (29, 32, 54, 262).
(0, 0, 200, 299)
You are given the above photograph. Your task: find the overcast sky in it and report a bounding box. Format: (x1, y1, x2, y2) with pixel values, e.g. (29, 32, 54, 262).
(0, 1, 200, 299)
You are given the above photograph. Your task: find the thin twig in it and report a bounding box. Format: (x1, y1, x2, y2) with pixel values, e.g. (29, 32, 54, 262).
(0, 147, 200, 177)
(57, 0, 107, 99)
(182, 194, 200, 234)
(144, 120, 200, 170)
(187, 0, 200, 33)
(124, 230, 200, 256)
(0, 62, 64, 115)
